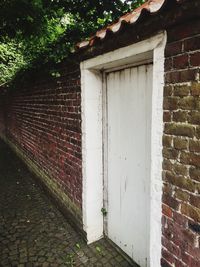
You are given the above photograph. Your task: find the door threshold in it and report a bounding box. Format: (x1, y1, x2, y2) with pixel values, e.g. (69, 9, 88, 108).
(105, 236, 140, 267)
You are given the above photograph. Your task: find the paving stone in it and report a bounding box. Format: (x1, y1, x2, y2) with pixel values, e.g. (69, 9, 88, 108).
(0, 139, 133, 267)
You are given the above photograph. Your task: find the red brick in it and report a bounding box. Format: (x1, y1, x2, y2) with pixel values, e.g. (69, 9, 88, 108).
(174, 54, 189, 69)
(165, 42, 182, 57)
(162, 248, 175, 265)
(165, 58, 173, 72)
(184, 36, 200, 52)
(163, 204, 173, 218)
(187, 244, 200, 262)
(190, 195, 200, 209)
(165, 69, 198, 84)
(0, 64, 82, 209)
(174, 259, 187, 267)
(173, 212, 188, 227)
(168, 20, 200, 42)
(163, 193, 180, 211)
(162, 234, 181, 258)
(190, 52, 200, 67)
(180, 152, 200, 167)
(164, 111, 172, 122)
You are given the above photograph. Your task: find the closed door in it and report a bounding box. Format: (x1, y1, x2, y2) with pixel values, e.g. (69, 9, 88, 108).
(106, 64, 153, 267)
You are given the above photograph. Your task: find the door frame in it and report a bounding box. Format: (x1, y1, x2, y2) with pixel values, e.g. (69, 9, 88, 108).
(80, 32, 166, 267)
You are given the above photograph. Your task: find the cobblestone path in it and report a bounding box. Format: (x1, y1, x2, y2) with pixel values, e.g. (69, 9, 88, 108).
(0, 140, 133, 267)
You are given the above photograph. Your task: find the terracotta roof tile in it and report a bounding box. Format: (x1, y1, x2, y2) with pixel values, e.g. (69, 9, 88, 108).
(76, 0, 180, 50)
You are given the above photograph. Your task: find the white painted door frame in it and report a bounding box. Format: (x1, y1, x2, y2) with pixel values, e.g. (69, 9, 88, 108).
(81, 32, 166, 267)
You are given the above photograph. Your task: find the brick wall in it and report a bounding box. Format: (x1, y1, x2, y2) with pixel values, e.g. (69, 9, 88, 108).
(162, 20, 200, 267)
(0, 63, 82, 224)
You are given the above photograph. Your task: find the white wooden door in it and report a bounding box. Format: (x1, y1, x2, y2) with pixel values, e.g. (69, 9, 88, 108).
(106, 64, 153, 267)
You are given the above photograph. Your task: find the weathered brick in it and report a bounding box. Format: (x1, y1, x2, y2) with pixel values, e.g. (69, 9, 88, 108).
(174, 85, 190, 96)
(184, 36, 200, 52)
(163, 182, 173, 195)
(190, 195, 200, 209)
(165, 58, 173, 72)
(195, 98, 200, 111)
(181, 204, 200, 223)
(189, 140, 200, 153)
(173, 163, 188, 176)
(163, 159, 173, 171)
(188, 111, 200, 124)
(182, 252, 193, 266)
(163, 111, 171, 122)
(162, 204, 173, 218)
(174, 137, 188, 150)
(178, 96, 196, 110)
(173, 54, 189, 69)
(163, 135, 173, 148)
(165, 171, 196, 193)
(180, 152, 200, 167)
(162, 248, 175, 265)
(161, 257, 172, 267)
(174, 258, 187, 267)
(163, 194, 180, 211)
(163, 233, 181, 258)
(173, 111, 188, 123)
(187, 244, 200, 262)
(163, 97, 179, 110)
(189, 167, 200, 182)
(191, 82, 200, 96)
(164, 123, 195, 138)
(174, 189, 190, 202)
(163, 148, 179, 160)
(190, 52, 200, 67)
(168, 19, 200, 42)
(165, 41, 182, 57)
(173, 212, 188, 227)
(165, 69, 198, 84)
(164, 86, 173, 97)
(196, 126, 200, 139)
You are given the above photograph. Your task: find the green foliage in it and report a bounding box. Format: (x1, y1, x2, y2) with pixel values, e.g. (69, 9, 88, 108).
(64, 253, 75, 266)
(75, 243, 81, 249)
(96, 246, 102, 253)
(0, 0, 146, 87)
(0, 38, 26, 86)
(101, 207, 108, 217)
